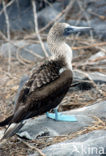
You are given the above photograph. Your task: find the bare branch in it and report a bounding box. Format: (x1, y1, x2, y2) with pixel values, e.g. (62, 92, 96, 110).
(19, 138, 46, 156)
(0, 0, 16, 16)
(72, 42, 106, 51)
(64, 0, 75, 20)
(2, 0, 11, 72)
(32, 0, 49, 57)
(77, 0, 94, 42)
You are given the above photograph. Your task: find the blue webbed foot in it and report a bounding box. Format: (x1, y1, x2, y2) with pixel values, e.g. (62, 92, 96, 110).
(46, 108, 77, 122)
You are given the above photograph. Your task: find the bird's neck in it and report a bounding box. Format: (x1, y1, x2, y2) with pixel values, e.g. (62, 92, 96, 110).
(48, 41, 73, 71)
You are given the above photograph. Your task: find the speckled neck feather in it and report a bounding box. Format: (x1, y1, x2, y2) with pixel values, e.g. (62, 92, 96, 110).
(47, 23, 73, 70)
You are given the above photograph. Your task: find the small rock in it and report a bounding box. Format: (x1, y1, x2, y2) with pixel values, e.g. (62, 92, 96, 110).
(0, 41, 27, 57)
(0, 41, 50, 61)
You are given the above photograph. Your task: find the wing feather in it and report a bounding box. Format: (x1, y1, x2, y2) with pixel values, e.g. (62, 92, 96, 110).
(14, 60, 60, 113)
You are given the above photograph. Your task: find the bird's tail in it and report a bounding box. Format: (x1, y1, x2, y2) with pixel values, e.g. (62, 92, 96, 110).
(0, 115, 25, 140)
(1, 122, 24, 140)
(0, 115, 13, 127)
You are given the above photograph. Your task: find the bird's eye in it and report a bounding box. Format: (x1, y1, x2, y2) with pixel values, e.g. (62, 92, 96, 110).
(63, 27, 73, 36)
(66, 28, 71, 31)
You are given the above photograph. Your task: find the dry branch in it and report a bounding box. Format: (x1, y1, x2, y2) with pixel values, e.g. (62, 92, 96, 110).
(88, 10, 106, 20)
(89, 56, 106, 63)
(72, 42, 106, 50)
(19, 138, 46, 156)
(77, 0, 94, 42)
(32, 0, 49, 57)
(0, 0, 16, 16)
(64, 0, 75, 20)
(2, 0, 11, 72)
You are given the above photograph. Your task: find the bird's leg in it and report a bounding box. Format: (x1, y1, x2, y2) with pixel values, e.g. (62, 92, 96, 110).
(54, 107, 59, 120)
(46, 106, 59, 120)
(46, 112, 49, 118)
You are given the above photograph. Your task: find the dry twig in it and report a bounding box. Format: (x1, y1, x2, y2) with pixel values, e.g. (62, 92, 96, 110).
(64, 0, 75, 20)
(2, 0, 11, 72)
(72, 42, 106, 50)
(19, 138, 46, 156)
(32, 0, 49, 57)
(0, 0, 16, 16)
(77, 0, 94, 42)
(88, 10, 106, 20)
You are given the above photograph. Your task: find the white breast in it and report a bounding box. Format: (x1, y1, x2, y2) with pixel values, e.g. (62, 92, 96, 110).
(59, 43, 73, 71)
(59, 67, 67, 74)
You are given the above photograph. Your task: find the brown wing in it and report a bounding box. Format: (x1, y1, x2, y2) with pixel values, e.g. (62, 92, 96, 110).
(10, 59, 72, 123)
(14, 60, 59, 110)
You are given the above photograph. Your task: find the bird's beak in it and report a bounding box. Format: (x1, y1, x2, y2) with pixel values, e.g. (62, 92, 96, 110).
(63, 26, 93, 36)
(70, 26, 93, 33)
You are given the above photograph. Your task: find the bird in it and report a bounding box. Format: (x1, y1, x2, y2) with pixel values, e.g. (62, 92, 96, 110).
(0, 23, 92, 140)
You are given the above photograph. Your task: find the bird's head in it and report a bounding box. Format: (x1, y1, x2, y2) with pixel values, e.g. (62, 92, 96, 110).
(47, 22, 93, 43)
(47, 23, 93, 70)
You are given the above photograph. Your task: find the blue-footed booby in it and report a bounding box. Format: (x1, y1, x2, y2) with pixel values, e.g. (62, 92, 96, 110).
(0, 23, 92, 139)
